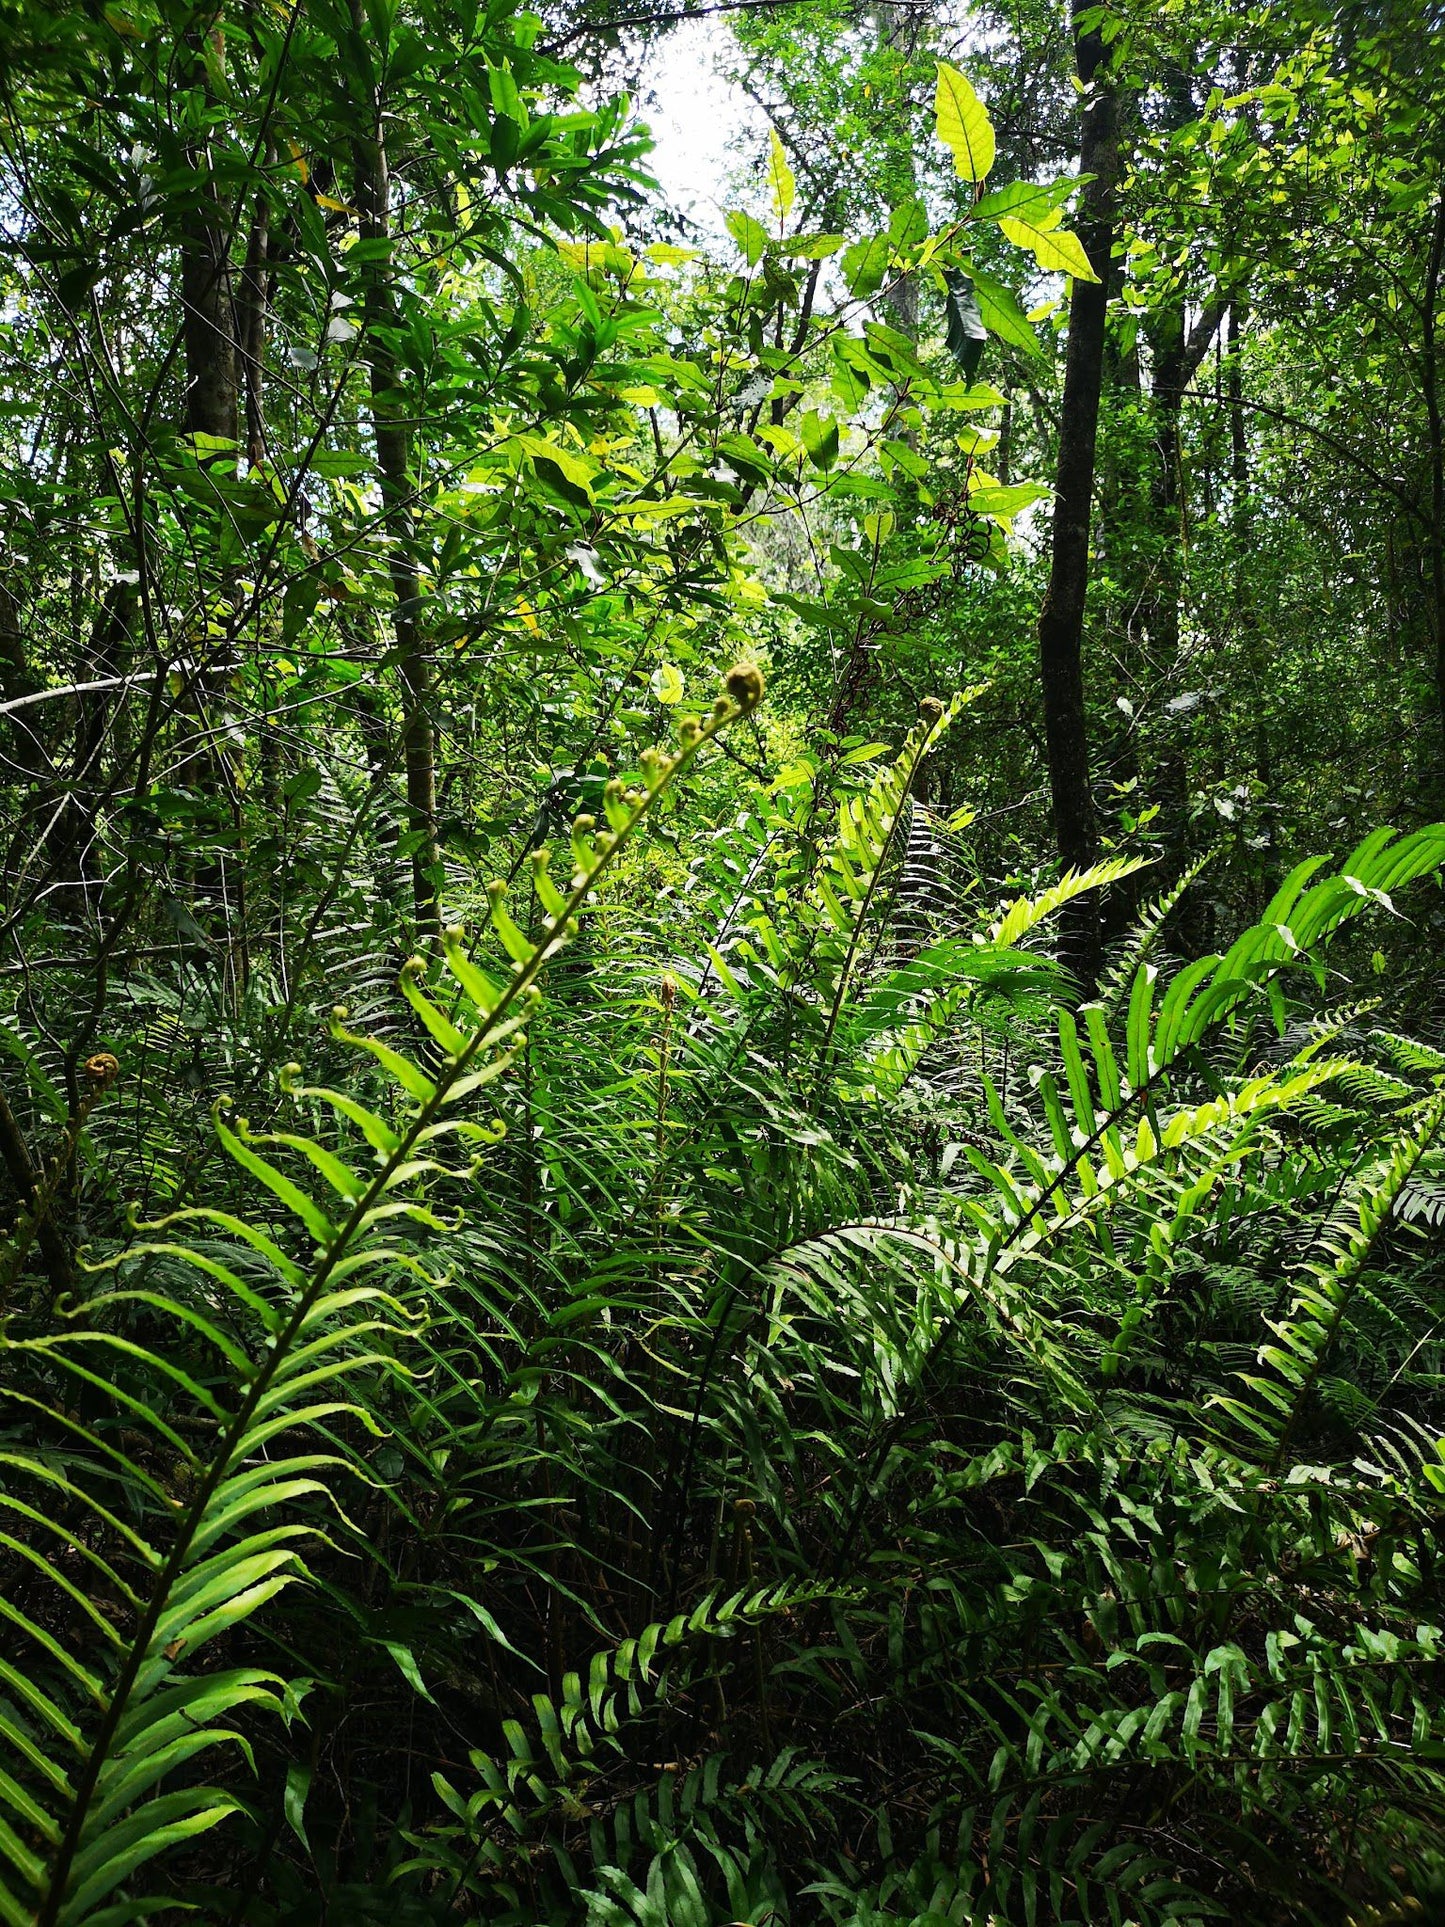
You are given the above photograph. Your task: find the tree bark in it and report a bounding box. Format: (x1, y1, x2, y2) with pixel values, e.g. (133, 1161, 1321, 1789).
(1423, 186, 1445, 779)
(175, 8, 248, 981)
(181, 200, 238, 447)
(0, 1078, 74, 1301)
(1226, 299, 1271, 820)
(1034, 0, 1120, 990)
(179, 9, 239, 451)
(349, 9, 441, 944)
(1228, 299, 1248, 498)
(237, 157, 273, 468)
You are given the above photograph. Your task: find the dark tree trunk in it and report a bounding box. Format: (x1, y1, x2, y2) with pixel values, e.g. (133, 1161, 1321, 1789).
(1226, 300, 1272, 816)
(237, 159, 273, 468)
(177, 13, 246, 976)
(1424, 188, 1445, 780)
(349, 8, 441, 944)
(179, 10, 239, 456)
(47, 582, 135, 924)
(1034, 0, 1120, 991)
(181, 203, 238, 448)
(1228, 299, 1248, 497)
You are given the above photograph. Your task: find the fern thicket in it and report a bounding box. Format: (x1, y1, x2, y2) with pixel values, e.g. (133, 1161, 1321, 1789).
(5, 689, 1445, 1923)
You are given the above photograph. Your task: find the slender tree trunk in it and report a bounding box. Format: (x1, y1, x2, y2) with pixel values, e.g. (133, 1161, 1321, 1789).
(181, 207, 238, 447)
(1141, 306, 1194, 939)
(177, 9, 247, 982)
(1034, 0, 1120, 989)
(237, 155, 273, 468)
(1141, 309, 1186, 670)
(48, 582, 135, 924)
(1098, 267, 1145, 938)
(1423, 187, 1445, 780)
(348, 12, 441, 943)
(1226, 300, 1272, 824)
(0, 577, 53, 797)
(179, 13, 238, 451)
(1228, 300, 1248, 498)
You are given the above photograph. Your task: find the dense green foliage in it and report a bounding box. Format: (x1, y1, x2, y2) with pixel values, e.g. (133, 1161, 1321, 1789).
(4, 0, 1445, 1920)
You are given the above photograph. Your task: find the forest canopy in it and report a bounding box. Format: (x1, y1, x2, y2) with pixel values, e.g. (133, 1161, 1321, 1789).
(3, 0, 1445, 1920)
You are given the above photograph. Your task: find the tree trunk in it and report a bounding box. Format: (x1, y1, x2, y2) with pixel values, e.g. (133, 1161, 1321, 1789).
(348, 11, 441, 944)
(177, 10, 246, 978)
(1423, 187, 1445, 781)
(1228, 299, 1248, 498)
(1034, 0, 1120, 990)
(237, 157, 273, 469)
(1227, 300, 1272, 821)
(48, 582, 135, 925)
(179, 12, 238, 452)
(181, 202, 238, 448)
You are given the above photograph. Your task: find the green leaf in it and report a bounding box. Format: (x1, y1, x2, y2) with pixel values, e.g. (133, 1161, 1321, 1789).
(943, 270, 987, 380)
(998, 216, 1099, 281)
(801, 410, 840, 471)
(384, 1640, 435, 1702)
(767, 127, 795, 226)
(969, 481, 1050, 518)
(972, 178, 1076, 222)
(514, 433, 595, 500)
(842, 233, 890, 298)
(782, 233, 847, 260)
(888, 198, 929, 248)
(726, 209, 768, 266)
(970, 269, 1044, 359)
(651, 663, 684, 705)
(935, 63, 996, 182)
(284, 1761, 312, 1852)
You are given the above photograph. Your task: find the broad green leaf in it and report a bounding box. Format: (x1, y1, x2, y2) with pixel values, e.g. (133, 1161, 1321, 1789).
(888, 198, 929, 248)
(944, 270, 987, 380)
(969, 481, 1050, 518)
(935, 63, 996, 182)
(610, 495, 712, 520)
(767, 127, 795, 225)
(970, 269, 1044, 358)
(998, 216, 1100, 281)
(726, 209, 768, 266)
(651, 663, 684, 705)
(801, 410, 840, 471)
(514, 433, 596, 499)
(782, 233, 847, 260)
(842, 233, 890, 298)
(972, 178, 1076, 222)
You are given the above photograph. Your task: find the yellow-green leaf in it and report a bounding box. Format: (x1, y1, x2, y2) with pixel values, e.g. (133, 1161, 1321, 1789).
(515, 434, 596, 498)
(651, 663, 684, 705)
(935, 63, 995, 182)
(998, 216, 1100, 281)
(767, 127, 795, 226)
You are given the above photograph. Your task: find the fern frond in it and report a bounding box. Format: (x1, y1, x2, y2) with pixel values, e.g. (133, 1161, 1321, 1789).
(0, 678, 763, 1925)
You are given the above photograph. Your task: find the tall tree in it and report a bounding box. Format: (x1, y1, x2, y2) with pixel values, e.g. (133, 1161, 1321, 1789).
(1034, 0, 1119, 986)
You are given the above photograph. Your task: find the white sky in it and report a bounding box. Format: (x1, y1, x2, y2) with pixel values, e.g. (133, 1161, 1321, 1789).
(633, 19, 766, 243)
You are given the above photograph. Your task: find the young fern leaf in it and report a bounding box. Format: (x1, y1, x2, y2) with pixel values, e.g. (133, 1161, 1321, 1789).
(813, 696, 972, 1069)
(0, 670, 763, 1927)
(723, 691, 979, 1023)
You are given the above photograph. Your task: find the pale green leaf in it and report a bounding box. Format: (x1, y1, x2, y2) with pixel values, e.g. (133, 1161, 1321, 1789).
(935, 63, 996, 181)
